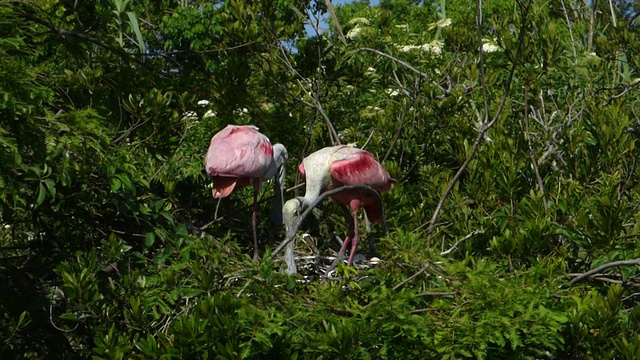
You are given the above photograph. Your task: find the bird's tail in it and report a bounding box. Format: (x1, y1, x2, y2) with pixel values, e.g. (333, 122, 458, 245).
(212, 176, 237, 198)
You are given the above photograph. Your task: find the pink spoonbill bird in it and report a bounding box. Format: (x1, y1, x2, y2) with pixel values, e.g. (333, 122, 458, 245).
(205, 125, 288, 260)
(283, 145, 396, 273)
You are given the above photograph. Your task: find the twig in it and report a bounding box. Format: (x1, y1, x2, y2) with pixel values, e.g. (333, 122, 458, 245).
(560, 0, 578, 61)
(49, 303, 80, 333)
(382, 86, 421, 163)
(523, 86, 548, 210)
(409, 308, 436, 314)
(392, 264, 430, 291)
(608, 0, 617, 27)
(569, 258, 640, 285)
(296, 255, 338, 261)
(440, 230, 483, 256)
(622, 292, 640, 302)
(391, 70, 412, 97)
(361, 129, 376, 150)
(353, 48, 450, 96)
(426, 0, 532, 237)
(323, 0, 347, 44)
(273, 41, 340, 144)
(416, 291, 458, 297)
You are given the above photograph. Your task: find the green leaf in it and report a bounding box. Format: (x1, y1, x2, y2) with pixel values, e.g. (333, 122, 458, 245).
(36, 182, 46, 206)
(44, 178, 56, 198)
(126, 11, 146, 54)
(110, 177, 122, 192)
(59, 313, 80, 321)
(144, 232, 155, 248)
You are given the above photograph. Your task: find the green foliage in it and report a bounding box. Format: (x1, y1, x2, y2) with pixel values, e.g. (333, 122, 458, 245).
(3, 0, 640, 358)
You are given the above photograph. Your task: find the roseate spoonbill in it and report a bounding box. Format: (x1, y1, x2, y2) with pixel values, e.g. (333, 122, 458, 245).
(205, 125, 288, 260)
(283, 145, 396, 274)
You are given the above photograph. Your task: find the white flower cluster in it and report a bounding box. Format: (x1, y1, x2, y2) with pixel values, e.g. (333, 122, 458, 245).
(346, 17, 370, 39)
(481, 38, 502, 53)
(182, 99, 217, 120)
(397, 40, 444, 56)
(346, 26, 362, 39)
(428, 18, 452, 30)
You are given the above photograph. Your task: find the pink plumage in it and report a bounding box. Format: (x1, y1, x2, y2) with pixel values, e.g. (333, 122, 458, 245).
(298, 145, 396, 265)
(205, 125, 275, 198)
(205, 124, 288, 260)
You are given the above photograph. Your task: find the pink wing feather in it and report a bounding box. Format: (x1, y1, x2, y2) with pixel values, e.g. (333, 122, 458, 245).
(205, 125, 274, 198)
(329, 149, 396, 191)
(329, 148, 396, 222)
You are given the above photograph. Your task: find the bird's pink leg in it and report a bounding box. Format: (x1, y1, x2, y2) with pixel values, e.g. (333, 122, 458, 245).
(251, 181, 261, 260)
(346, 199, 361, 266)
(337, 211, 355, 262)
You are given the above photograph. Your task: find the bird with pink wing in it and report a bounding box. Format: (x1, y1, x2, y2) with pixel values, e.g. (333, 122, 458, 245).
(283, 145, 396, 274)
(205, 125, 288, 260)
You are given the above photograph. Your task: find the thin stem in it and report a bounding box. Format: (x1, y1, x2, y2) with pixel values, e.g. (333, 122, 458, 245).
(426, 0, 532, 238)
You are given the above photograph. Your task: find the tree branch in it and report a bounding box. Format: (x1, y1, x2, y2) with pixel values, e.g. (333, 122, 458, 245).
(425, 0, 532, 238)
(17, 10, 143, 66)
(392, 264, 430, 291)
(569, 258, 640, 285)
(323, 0, 347, 44)
(353, 48, 450, 96)
(416, 291, 458, 297)
(440, 230, 483, 256)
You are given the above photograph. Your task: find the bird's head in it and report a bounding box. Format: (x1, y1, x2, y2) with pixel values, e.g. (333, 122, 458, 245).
(265, 143, 288, 185)
(272, 143, 288, 168)
(283, 197, 304, 233)
(282, 196, 304, 275)
(268, 143, 289, 226)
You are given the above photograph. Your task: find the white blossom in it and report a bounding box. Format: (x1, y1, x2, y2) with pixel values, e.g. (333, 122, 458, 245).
(346, 26, 362, 39)
(197, 100, 210, 106)
(428, 18, 452, 30)
(234, 108, 250, 116)
(397, 40, 443, 55)
(182, 111, 198, 120)
(348, 17, 370, 26)
(426, 40, 444, 55)
(481, 38, 502, 53)
(203, 110, 216, 118)
(386, 88, 399, 97)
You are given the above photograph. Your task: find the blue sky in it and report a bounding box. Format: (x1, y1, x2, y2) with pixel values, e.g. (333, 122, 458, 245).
(304, 0, 381, 36)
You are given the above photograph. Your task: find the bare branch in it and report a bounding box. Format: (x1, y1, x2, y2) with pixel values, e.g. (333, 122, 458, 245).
(622, 292, 640, 301)
(272, 40, 341, 144)
(560, 0, 578, 61)
(426, 0, 532, 237)
(393, 264, 430, 291)
(569, 259, 640, 285)
(416, 291, 458, 297)
(323, 0, 347, 44)
(383, 90, 420, 163)
(440, 230, 484, 256)
(353, 48, 450, 96)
